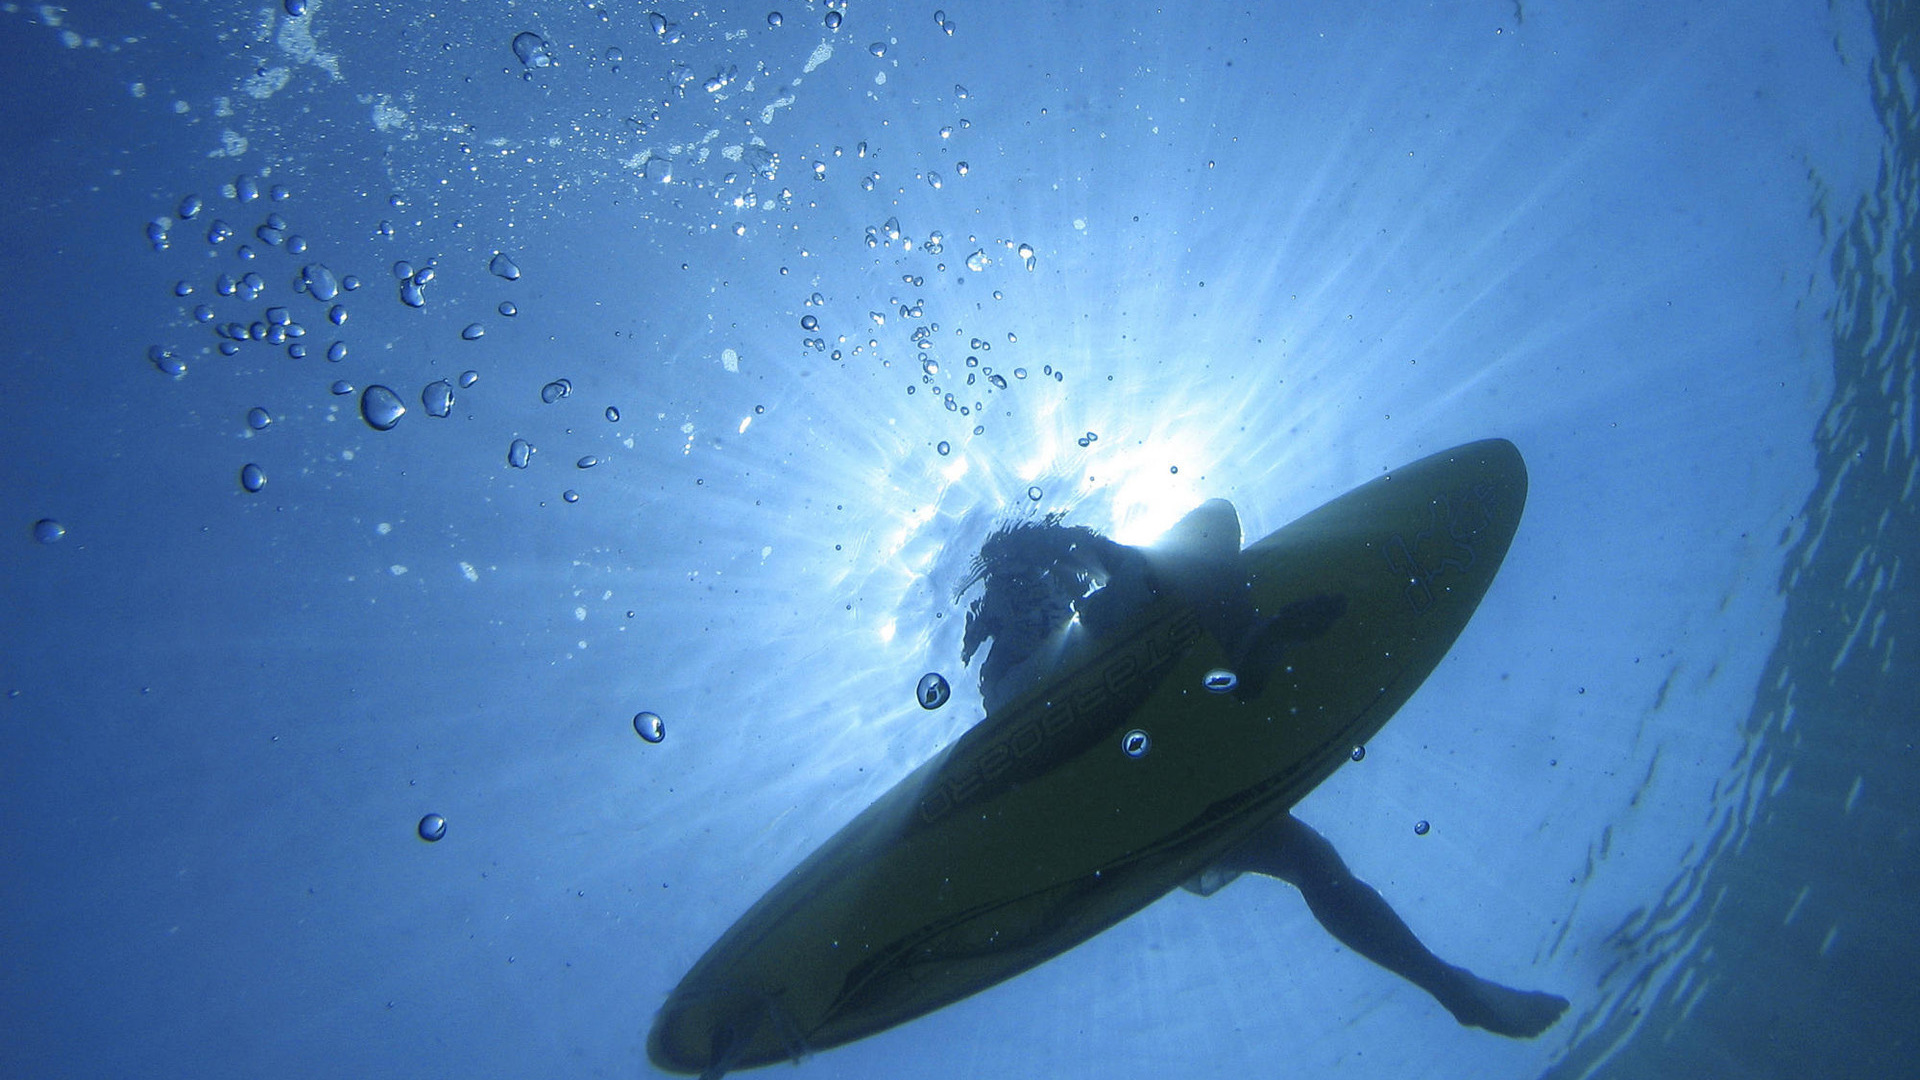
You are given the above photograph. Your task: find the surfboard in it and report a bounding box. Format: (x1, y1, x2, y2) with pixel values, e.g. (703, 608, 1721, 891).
(649, 438, 1529, 1077)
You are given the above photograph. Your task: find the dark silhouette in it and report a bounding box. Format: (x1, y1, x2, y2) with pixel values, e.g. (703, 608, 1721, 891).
(957, 504, 1569, 1038)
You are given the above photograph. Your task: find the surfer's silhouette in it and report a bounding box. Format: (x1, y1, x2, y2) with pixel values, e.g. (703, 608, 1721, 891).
(957, 501, 1569, 1039)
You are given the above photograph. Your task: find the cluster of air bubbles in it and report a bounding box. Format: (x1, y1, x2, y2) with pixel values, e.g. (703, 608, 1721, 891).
(394, 259, 436, 308)
(933, 8, 956, 34)
(508, 439, 535, 469)
(916, 673, 951, 710)
(1076, 431, 1099, 448)
(647, 11, 684, 42)
(965, 250, 990, 272)
(147, 345, 186, 379)
(704, 64, 740, 94)
(512, 31, 554, 69)
(541, 379, 574, 403)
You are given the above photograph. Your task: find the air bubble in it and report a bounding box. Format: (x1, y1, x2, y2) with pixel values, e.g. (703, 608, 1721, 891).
(459, 371, 479, 388)
(1203, 669, 1238, 693)
(576, 456, 599, 469)
(634, 711, 666, 742)
(239, 463, 266, 492)
(1413, 820, 1430, 836)
(418, 814, 447, 842)
(421, 380, 454, 418)
(461, 323, 485, 341)
(246, 407, 272, 431)
(360, 385, 406, 431)
(605, 406, 620, 422)
(916, 672, 951, 709)
(507, 439, 534, 468)
(32, 519, 66, 544)
(1121, 729, 1151, 758)
(1351, 745, 1366, 762)
(489, 252, 521, 280)
(936, 440, 950, 455)
(1027, 485, 1043, 501)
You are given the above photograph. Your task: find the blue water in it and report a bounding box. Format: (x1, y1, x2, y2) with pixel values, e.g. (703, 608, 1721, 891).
(1, 2, 1911, 1078)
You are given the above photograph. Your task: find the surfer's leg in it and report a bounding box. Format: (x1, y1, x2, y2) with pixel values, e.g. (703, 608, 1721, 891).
(1219, 814, 1568, 1038)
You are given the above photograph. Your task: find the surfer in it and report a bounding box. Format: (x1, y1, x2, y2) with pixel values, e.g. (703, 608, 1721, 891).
(957, 506, 1570, 1039)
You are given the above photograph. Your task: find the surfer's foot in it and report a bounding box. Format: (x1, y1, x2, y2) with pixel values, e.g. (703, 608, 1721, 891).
(1437, 968, 1569, 1038)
